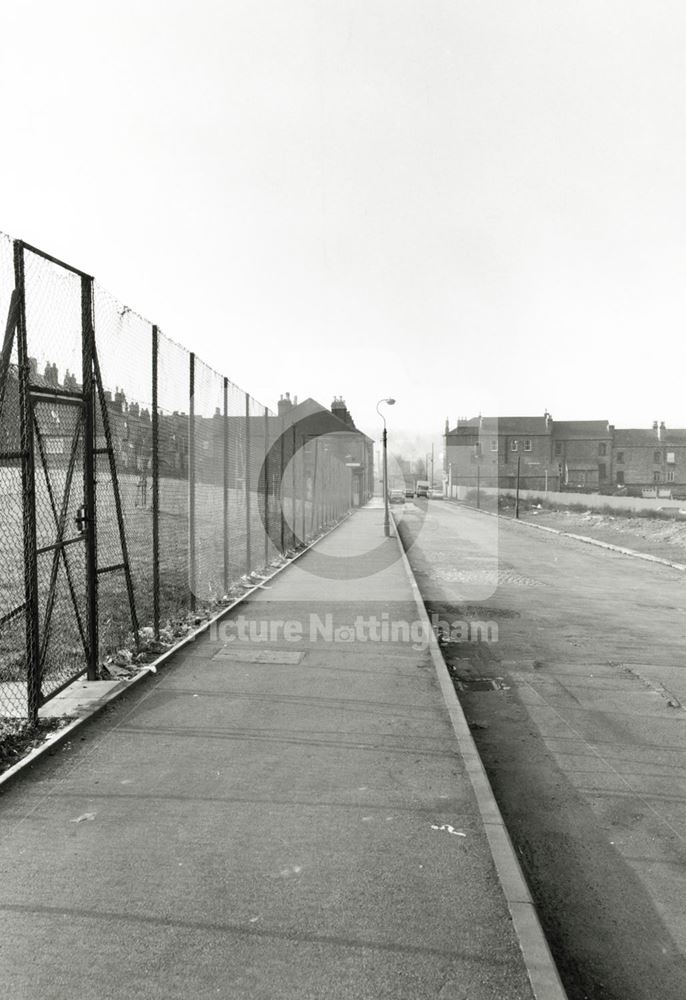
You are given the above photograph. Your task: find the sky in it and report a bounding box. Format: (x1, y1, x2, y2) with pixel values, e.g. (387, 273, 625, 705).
(2, 1, 686, 452)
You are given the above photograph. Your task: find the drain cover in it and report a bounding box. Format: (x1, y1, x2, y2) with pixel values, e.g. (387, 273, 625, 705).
(455, 676, 509, 692)
(213, 648, 305, 664)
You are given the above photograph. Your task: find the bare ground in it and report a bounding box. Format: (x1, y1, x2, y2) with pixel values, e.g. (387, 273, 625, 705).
(510, 504, 686, 565)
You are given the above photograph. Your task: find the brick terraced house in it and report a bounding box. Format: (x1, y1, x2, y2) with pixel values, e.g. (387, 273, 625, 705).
(444, 415, 686, 496)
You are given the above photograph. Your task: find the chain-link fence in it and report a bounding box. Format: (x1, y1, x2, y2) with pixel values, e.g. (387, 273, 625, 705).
(0, 235, 361, 724)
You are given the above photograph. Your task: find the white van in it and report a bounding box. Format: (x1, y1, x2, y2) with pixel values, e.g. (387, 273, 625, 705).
(415, 480, 430, 497)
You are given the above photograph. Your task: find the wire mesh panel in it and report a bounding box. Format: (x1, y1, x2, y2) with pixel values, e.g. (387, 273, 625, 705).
(247, 395, 267, 573)
(0, 233, 26, 718)
(32, 396, 88, 698)
(301, 433, 316, 543)
(193, 359, 225, 603)
(22, 247, 83, 397)
(277, 418, 294, 554)
(264, 410, 284, 560)
(0, 232, 14, 350)
(288, 423, 306, 547)
(93, 285, 154, 653)
(225, 381, 248, 579)
(157, 333, 191, 623)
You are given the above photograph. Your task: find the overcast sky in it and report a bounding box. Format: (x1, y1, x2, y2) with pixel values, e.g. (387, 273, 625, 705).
(2, 1, 685, 445)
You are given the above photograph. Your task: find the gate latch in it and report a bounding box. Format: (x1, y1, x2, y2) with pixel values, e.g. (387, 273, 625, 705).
(75, 505, 88, 534)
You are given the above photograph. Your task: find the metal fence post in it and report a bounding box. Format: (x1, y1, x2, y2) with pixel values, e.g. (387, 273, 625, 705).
(152, 325, 160, 638)
(292, 424, 297, 548)
(301, 434, 307, 543)
(223, 377, 229, 593)
(263, 405, 269, 567)
(14, 242, 40, 722)
(0, 290, 18, 420)
(310, 438, 319, 536)
(245, 392, 251, 572)
(189, 352, 197, 610)
(280, 415, 286, 553)
(81, 274, 98, 681)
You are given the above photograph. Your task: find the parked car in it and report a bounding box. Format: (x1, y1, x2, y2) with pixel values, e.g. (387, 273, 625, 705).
(427, 489, 443, 499)
(389, 488, 405, 504)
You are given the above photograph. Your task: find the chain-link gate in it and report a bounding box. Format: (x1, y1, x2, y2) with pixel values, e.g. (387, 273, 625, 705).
(30, 390, 90, 709)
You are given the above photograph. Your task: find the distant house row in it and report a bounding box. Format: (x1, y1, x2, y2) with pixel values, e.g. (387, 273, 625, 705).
(0, 361, 374, 506)
(444, 414, 686, 495)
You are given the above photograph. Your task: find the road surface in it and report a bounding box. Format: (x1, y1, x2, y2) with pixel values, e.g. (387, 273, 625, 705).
(397, 499, 686, 1000)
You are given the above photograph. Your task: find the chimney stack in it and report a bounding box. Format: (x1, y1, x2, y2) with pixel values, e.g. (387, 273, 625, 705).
(278, 392, 294, 417)
(331, 396, 354, 427)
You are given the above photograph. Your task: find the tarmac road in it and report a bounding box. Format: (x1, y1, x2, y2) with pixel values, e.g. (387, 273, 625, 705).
(396, 499, 686, 1000)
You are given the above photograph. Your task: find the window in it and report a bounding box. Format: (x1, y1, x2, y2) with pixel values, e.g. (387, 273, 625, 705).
(490, 439, 498, 452)
(667, 452, 676, 464)
(554, 441, 562, 456)
(653, 471, 661, 482)
(616, 471, 625, 485)
(598, 442, 607, 456)
(616, 451, 624, 463)
(598, 463, 606, 481)
(511, 439, 518, 452)
(654, 450, 662, 463)
(524, 439, 532, 452)
(667, 470, 676, 482)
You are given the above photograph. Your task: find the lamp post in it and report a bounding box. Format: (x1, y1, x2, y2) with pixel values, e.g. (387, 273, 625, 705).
(376, 397, 396, 537)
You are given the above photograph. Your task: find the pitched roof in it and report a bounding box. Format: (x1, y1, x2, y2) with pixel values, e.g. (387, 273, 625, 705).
(486, 416, 550, 434)
(553, 420, 611, 438)
(613, 429, 659, 446)
(447, 416, 550, 435)
(280, 397, 372, 441)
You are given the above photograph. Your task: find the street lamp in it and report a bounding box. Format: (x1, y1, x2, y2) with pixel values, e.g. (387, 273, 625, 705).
(376, 397, 396, 537)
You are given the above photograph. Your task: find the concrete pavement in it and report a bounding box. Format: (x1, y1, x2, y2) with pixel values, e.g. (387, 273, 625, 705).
(0, 508, 554, 999)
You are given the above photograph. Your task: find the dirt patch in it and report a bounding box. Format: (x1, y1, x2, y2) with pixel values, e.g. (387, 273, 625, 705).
(519, 508, 686, 564)
(0, 716, 73, 777)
